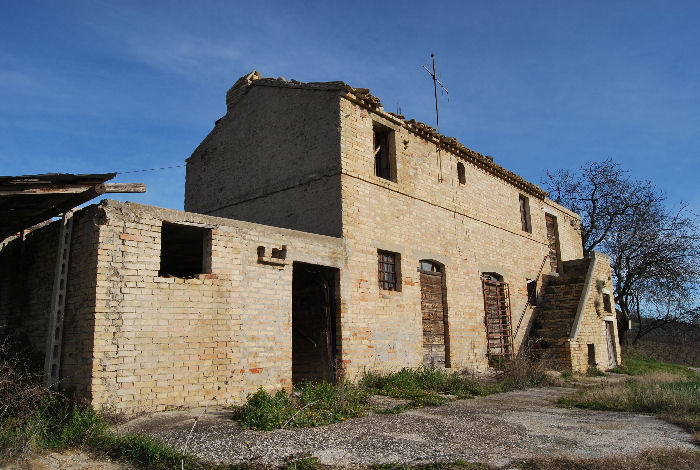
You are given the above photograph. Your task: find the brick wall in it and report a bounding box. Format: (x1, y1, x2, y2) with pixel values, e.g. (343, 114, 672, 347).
(185, 85, 343, 237)
(90, 200, 344, 412)
(0, 209, 100, 398)
(337, 97, 584, 375)
(569, 251, 621, 372)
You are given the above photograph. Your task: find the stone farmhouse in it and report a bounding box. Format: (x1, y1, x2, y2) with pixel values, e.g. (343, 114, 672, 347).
(0, 71, 621, 413)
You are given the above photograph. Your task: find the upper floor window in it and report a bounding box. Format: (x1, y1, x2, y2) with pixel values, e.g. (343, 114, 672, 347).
(519, 195, 531, 233)
(373, 124, 395, 181)
(603, 293, 612, 313)
(457, 162, 466, 185)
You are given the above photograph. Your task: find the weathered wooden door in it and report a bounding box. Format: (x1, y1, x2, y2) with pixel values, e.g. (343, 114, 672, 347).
(605, 321, 617, 369)
(420, 261, 447, 367)
(545, 214, 561, 274)
(482, 274, 513, 359)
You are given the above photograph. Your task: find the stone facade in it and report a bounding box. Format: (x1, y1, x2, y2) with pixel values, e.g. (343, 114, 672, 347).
(1, 71, 622, 412)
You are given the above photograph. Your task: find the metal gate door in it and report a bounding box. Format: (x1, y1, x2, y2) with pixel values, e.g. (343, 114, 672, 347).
(482, 276, 514, 359)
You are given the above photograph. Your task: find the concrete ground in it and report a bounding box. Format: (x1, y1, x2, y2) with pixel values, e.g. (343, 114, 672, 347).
(120, 386, 698, 467)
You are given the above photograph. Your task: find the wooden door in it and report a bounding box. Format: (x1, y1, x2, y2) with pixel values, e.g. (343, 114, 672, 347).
(545, 214, 561, 274)
(420, 263, 446, 367)
(482, 275, 513, 358)
(605, 321, 617, 369)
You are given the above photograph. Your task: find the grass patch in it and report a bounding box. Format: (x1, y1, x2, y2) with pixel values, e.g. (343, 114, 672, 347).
(233, 381, 368, 431)
(560, 371, 700, 444)
(374, 449, 700, 470)
(362, 356, 553, 409)
(373, 460, 491, 469)
(513, 448, 700, 470)
(610, 351, 697, 377)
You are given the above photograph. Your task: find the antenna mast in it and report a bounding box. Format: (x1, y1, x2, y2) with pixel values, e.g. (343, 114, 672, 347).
(423, 53, 449, 182)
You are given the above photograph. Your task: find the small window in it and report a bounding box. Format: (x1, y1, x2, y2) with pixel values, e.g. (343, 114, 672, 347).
(603, 293, 612, 313)
(378, 250, 399, 291)
(527, 279, 537, 306)
(159, 222, 210, 277)
(457, 162, 466, 185)
(373, 124, 395, 181)
(519, 195, 531, 233)
(420, 260, 441, 273)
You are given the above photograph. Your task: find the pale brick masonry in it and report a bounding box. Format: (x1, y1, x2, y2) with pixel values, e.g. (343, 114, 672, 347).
(0, 70, 622, 413)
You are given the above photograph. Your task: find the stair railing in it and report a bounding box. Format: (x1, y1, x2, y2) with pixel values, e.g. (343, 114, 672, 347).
(512, 254, 549, 340)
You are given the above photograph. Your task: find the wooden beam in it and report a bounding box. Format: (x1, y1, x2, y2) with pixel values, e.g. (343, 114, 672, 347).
(103, 183, 146, 193)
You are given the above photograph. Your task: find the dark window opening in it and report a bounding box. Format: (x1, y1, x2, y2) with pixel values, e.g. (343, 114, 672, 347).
(587, 344, 596, 366)
(519, 195, 531, 233)
(378, 250, 399, 291)
(527, 279, 538, 306)
(457, 162, 466, 185)
(420, 260, 441, 273)
(374, 124, 394, 181)
(603, 293, 612, 313)
(159, 223, 210, 277)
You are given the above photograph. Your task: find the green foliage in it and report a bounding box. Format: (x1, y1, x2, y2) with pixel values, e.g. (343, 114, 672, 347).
(586, 366, 606, 377)
(610, 351, 698, 377)
(282, 452, 320, 469)
(374, 461, 492, 470)
(559, 371, 700, 445)
(234, 382, 368, 431)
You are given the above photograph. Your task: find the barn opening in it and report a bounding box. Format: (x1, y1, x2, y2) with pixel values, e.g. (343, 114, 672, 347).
(419, 260, 449, 368)
(159, 222, 210, 277)
(292, 262, 339, 384)
(481, 272, 513, 362)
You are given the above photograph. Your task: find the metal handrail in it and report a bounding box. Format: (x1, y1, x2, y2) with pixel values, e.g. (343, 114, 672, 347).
(513, 255, 549, 339)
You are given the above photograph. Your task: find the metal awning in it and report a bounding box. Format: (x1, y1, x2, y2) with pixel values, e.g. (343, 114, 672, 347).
(0, 173, 145, 240)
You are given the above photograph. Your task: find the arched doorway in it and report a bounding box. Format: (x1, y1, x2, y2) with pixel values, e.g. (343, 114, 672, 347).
(481, 272, 514, 360)
(419, 260, 449, 367)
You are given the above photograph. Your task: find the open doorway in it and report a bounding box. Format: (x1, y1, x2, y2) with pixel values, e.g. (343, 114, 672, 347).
(292, 262, 339, 384)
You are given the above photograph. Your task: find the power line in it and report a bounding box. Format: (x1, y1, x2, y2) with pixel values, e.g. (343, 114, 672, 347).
(117, 164, 186, 175)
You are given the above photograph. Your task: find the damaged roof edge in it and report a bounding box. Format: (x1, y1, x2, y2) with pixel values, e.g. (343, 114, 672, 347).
(212, 70, 548, 199)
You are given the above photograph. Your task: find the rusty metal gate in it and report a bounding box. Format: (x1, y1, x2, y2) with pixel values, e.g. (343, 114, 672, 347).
(482, 275, 514, 360)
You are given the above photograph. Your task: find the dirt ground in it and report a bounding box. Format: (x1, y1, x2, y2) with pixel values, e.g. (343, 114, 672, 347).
(120, 386, 698, 467)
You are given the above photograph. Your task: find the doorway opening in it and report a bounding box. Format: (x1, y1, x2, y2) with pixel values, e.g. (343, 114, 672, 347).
(419, 260, 449, 368)
(481, 272, 514, 361)
(292, 262, 339, 384)
(545, 214, 561, 274)
(605, 321, 617, 369)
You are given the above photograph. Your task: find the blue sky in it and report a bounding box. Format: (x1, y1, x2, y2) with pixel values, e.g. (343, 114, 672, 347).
(1, 0, 698, 213)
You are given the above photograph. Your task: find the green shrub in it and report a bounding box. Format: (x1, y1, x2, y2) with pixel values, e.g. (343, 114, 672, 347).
(234, 382, 368, 430)
(611, 351, 698, 377)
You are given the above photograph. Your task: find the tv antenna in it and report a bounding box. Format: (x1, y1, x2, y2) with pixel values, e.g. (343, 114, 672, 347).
(423, 53, 449, 182)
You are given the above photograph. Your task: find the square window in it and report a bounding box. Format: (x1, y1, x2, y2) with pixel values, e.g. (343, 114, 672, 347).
(159, 223, 211, 277)
(373, 124, 395, 181)
(378, 250, 400, 291)
(519, 195, 532, 233)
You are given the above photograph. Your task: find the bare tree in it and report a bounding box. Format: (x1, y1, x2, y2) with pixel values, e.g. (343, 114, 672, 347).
(543, 159, 700, 342)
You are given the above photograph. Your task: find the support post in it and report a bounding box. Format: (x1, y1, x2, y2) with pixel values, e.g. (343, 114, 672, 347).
(44, 212, 73, 387)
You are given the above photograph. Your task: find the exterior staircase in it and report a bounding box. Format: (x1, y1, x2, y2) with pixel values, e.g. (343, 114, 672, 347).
(529, 258, 591, 368)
